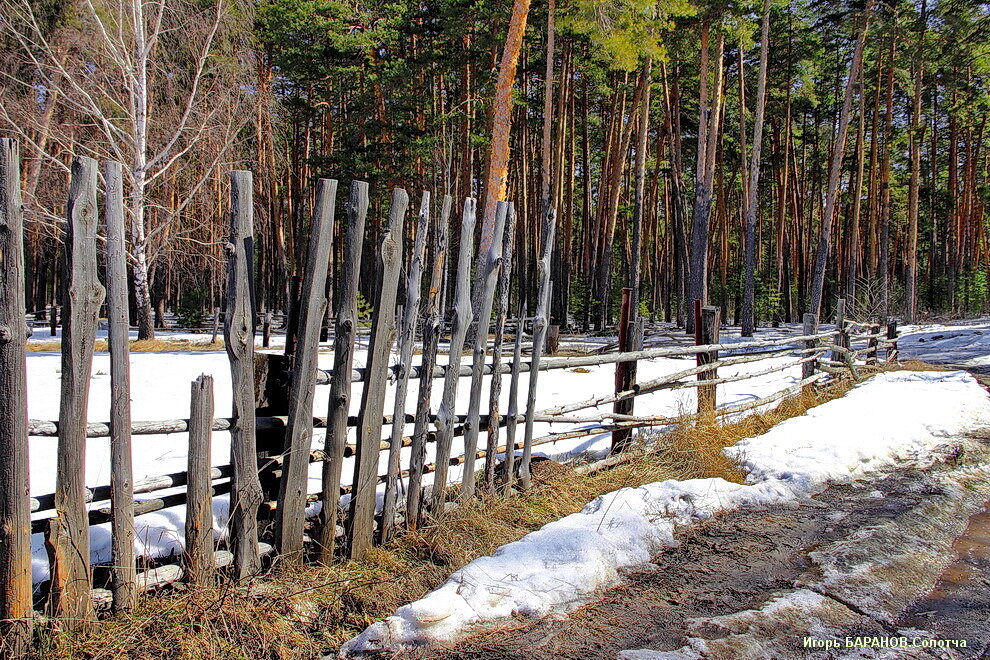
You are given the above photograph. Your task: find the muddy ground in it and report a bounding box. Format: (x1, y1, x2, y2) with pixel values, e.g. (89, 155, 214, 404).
(399, 434, 990, 660)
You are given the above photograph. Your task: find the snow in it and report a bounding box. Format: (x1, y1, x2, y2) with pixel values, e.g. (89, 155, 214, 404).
(26, 337, 809, 585)
(896, 320, 990, 367)
(338, 370, 990, 655)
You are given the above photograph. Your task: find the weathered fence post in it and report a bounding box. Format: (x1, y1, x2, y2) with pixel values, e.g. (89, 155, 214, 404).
(485, 203, 517, 493)
(696, 304, 721, 416)
(50, 155, 103, 627)
(832, 298, 848, 362)
(382, 192, 430, 541)
(461, 200, 508, 498)
(886, 319, 898, 362)
(803, 313, 819, 390)
(348, 188, 407, 560)
(407, 195, 451, 529)
(502, 302, 526, 489)
(318, 181, 368, 564)
(612, 287, 634, 450)
(186, 374, 215, 587)
(0, 138, 33, 657)
(867, 322, 880, 365)
(431, 198, 477, 513)
(225, 171, 263, 580)
(275, 179, 337, 561)
(104, 160, 136, 612)
(520, 200, 558, 490)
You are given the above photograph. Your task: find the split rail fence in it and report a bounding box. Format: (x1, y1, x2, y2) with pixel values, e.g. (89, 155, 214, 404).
(0, 140, 900, 655)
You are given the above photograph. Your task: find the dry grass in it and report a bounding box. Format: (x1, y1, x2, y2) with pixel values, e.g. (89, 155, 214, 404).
(26, 338, 225, 353)
(35, 378, 857, 660)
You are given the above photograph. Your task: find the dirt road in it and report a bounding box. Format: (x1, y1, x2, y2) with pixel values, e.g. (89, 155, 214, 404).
(404, 435, 990, 660)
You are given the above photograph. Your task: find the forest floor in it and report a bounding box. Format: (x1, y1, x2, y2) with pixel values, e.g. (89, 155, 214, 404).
(404, 433, 990, 659)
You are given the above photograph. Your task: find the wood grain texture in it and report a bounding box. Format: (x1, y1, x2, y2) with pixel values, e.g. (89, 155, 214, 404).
(318, 181, 368, 564)
(51, 155, 103, 627)
(104, 160, 136, 612)
(224, 171, 263, 580)
(348, 187, 407, 560)
(185, 375, 215, 587)
(0, 138, 32, 657)
(275, 179, 337, 560)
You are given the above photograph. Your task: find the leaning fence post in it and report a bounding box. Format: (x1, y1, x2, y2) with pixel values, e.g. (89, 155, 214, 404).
(407, 195, 451, 529)
(275, 179, 337, 561)
(317, 181, 368, 564)
(503, 300, 526, 489)
(50, 155, 103, 628)
(696, 304, 720, 416)
(485, 202, 517, 493)
(186, 375, 215, 588)
(802, 313, 819, 390)
(0, 138, 33, 657)
(431, 198, 477, 513)
(382, 191, 430, 541)
(104, 160, 136, 612)
(225, 171, 263, 580)
(348, 188, 407, 560)
(461, 200, 508, 498)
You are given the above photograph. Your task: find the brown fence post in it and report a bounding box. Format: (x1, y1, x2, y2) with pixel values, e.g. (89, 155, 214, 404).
(382, 191, 430, 541)
(225, 171, 263, 580)
(348, 188, 408, 560)
(262, 312, 272, 348)
(407, 195, 451, 529)
(104, 160, 136, 612)
(0, 138, 33, 657)
(317, 181, 368, 564)
(186, 375, 215, 587)
(696, 304, 720, 416)
(275, 179, 337, 561)
(461, 200, 508, 498)
(612, 288, 634, 451)
(50, 155, 103, 627)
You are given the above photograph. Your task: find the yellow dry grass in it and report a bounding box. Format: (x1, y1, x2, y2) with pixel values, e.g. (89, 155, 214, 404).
(26, 338, 225, 353)
(34, 377, 856, 660)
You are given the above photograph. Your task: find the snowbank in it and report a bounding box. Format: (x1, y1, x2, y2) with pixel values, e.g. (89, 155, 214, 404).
(339, 371, 990, 655)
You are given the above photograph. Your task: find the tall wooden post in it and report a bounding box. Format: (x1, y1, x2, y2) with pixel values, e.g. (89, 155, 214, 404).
(275, 179, 337, 560)
(431, 198, 477, 513)
(318, 181, 368, 564)
(382, 191, 430, 541)
(0, 138, 33, 656)
(832, 298, 848, 362)
(696, 304, 720, 416)
(185, 374, 215, 587)
(485, 203, 517, 492)
(50, 155, 103, 627)
(886, 319, 898, 362)
(520, 193, 558, 490)
(407, 196, 451, 529)
(348, 188, 407, 560)
(224, 171, 263, 580)
(461, 200, 509, 498)
(612, 287, 633, 451)
(867, 322, 879, 365)
(104, 160, 136, 612)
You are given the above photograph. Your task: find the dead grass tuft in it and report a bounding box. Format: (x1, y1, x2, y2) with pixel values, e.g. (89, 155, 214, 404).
(35, 378, 857, 660)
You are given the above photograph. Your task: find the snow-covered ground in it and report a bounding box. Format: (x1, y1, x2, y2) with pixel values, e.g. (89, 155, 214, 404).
(339, 370, 990, 655)
(25, 334, 809, 585)
(897, 319, 990, 368)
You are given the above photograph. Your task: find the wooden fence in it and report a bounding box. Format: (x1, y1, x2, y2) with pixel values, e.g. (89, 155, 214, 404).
(0, 141, 900, 655)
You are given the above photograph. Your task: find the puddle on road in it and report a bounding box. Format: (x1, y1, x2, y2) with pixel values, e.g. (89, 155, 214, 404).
(899, 502, 990, 655)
